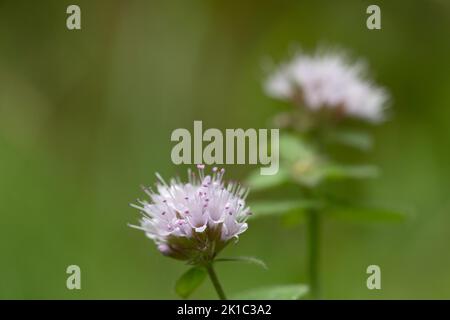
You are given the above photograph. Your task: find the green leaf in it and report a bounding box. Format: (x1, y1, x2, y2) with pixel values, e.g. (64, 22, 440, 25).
(323, 164, 379, 180)
(215, 256, 268, 270)
(289, 163, 379, 188)
(246, 168, 290, 191)
(248, 199, 322, 219)
(175, 267, 207, 299)
(279, 134, 316, 162)
(327, 205, 407, 223)
(328, 130, 373, 151)
(232, 284, 309, 300)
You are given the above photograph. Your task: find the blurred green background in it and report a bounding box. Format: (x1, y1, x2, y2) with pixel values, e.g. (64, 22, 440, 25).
(1, 0, 450, 299)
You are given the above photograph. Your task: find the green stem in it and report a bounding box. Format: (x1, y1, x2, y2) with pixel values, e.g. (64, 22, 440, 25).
(307, 210, 321, 299)
(206, 263, 227, 300)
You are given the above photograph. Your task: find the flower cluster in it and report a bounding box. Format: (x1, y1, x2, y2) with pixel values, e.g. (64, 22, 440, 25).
(130, 165, 250, 264)
(264, 50, 388, 122)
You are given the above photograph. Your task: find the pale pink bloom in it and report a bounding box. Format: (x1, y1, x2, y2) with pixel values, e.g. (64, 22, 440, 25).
(130, 165, 250, 263)
(265, 50, 388, 122)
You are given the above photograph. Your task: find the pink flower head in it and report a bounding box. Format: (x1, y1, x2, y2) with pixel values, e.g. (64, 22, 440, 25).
(265, 49, 389, 122)
(130, 165, 251, 264)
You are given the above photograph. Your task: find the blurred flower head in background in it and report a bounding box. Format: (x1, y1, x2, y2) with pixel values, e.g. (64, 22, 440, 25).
(264, 49, 389, 123)
(130, 165, 251, 265)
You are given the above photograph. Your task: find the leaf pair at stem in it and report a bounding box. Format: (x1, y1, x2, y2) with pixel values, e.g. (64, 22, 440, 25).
(175, 256, 308, 300)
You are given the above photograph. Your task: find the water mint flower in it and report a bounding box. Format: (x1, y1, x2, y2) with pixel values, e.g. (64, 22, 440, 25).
(130, 165, 250, 265)
(265, 50, 389, 122)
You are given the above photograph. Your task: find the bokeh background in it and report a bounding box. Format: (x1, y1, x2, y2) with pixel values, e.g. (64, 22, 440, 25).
(1, 0, 450, 299)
